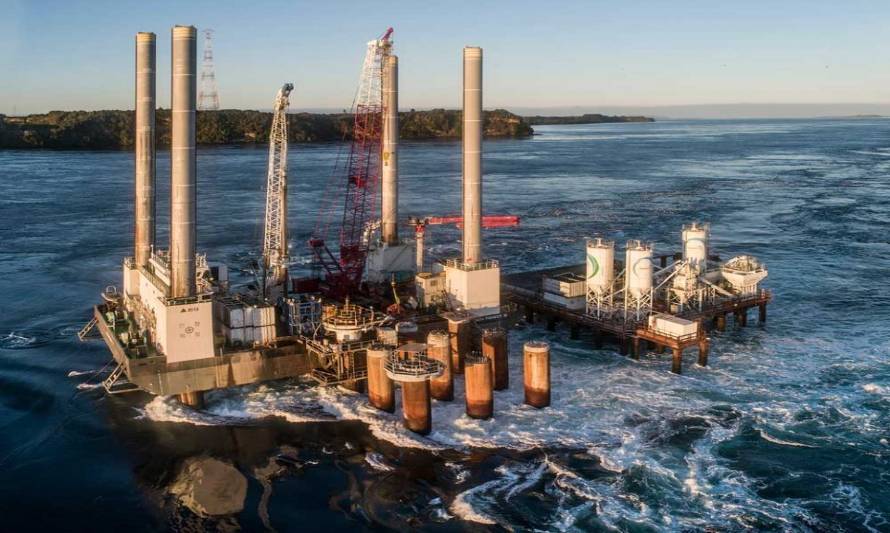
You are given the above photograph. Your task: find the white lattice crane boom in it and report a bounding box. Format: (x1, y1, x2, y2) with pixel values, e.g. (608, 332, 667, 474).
(263, 83, 294, 289)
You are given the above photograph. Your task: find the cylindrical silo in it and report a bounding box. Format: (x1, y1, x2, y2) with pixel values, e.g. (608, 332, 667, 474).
(462, 46, 483, 264)
(401, 380, 431, 435)
(134, 32, 156, 268)
(464, 353, 493, 419)
(381, 54, 399, 246)
(523, 341, 550, 408)
(427, 331, 453, 401)
(682, 222, 709, 271)
(481, 328, 508, 390)
(624, 240, 653, 298)
(366, 346, 395, 412)
(586, 237, 615, 295)
(170, 25, 197, 298)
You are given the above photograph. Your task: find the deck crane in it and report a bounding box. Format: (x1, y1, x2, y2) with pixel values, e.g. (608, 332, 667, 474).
(310, 28, 393, 299)
(262, 83, 294, 297)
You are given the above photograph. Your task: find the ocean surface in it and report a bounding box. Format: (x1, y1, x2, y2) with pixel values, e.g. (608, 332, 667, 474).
(1, 119, 888, 532)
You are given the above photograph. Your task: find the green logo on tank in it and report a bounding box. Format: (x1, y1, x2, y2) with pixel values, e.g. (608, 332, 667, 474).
(587, 253, 599, 278)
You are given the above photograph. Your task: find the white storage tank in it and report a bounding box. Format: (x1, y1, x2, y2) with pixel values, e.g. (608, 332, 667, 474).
(682, 222, 709, 271)
(624, 240, 653, 297)
(586, 238, 615, 295)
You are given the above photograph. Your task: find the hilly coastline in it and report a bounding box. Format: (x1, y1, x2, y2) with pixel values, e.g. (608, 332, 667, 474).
(0, 109, 654, 150)
(0, 109, 533, 150)
(525, 113, 654, 125)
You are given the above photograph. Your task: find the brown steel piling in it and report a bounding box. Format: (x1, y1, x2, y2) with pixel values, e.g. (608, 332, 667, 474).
(427, 331, 453, 401)
(523, 341, 551, 408)
(671, 347, 683, 374)
(482, 328, 509, 390)
(366, 347, 395, 412)
(448, 315, 472, 375)
(464, 354, 493, 419)
(178, 391, 205, 409)
(401, 380, 432, 435)
(697, 338, 709, 367)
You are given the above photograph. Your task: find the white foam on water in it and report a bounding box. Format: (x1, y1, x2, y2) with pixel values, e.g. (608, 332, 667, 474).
(67, 370, 91, 377)
(862, 383, 887, 395)
(364, 452, 394, 472)
(758, 429, 817, 448)
(127, 318, 887, 529)
(142, 396, 237, 426)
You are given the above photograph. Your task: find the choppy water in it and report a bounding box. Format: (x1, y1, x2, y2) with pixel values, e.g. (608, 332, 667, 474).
(1, 119, 889, 531)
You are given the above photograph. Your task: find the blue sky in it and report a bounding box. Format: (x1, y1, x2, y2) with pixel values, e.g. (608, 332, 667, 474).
(2, 0, 890, 116)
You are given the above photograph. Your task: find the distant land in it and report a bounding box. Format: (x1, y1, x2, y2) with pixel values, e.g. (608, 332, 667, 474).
(525, 113, 654, 125)
(511, 103, 890, 120)
(0, 109, 536, 150)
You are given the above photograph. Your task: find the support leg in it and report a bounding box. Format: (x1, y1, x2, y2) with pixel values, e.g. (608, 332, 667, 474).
(716, 314, 726, 332)
(759, 303, 767, 324)
(525, 306, 534, 323)
(697, 338, 709, 367)
(619, 338, 628, 356)
(570, 325, 580, 340)
(594, 330, 603, 349)
(178, 391, 205, 409)
(671, 348, 683, 374)
(546, 316, 556, 332)
(632, 337, 640, 360)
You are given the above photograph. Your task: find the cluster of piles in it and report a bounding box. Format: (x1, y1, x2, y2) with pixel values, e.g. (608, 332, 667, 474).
(365, 327, 553, 435)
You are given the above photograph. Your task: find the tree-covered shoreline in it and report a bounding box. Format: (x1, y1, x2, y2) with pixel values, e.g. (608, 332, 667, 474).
(0, 108, 534, 150)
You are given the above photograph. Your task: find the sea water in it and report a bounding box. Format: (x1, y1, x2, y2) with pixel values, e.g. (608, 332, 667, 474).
(1, 119, 888, 531)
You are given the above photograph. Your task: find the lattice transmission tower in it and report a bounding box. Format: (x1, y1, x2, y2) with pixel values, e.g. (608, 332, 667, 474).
(198, 29, 220, 110)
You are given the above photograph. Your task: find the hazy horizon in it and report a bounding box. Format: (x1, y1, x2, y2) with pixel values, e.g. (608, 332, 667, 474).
(3, 0, 890, 118)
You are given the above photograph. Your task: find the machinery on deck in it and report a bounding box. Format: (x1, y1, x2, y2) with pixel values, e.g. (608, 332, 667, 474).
(310, 28, 394, 299)
(262, 83, 294, 296)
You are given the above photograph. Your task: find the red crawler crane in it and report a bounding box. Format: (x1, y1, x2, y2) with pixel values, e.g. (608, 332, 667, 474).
(310, 28, 393, 299)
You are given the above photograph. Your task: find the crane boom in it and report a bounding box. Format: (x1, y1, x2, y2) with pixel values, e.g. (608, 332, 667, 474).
(263, 83, 294, 289)
(311, 28, 393, 299)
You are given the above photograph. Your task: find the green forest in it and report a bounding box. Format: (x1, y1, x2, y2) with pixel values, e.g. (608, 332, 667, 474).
(0, 109, 534, 149)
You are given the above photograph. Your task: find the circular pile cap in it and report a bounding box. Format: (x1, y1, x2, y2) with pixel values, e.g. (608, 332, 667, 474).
(384, 355, 444, 382)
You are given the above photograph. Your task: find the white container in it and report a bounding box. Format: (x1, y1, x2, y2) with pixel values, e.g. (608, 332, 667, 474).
(225, 325, 247, 346)
(682, 222, 709, 271)
(543, 292, 586, 311)
(586, 238, 615, 295)
(226, 304, 245, 329)
(648, 313, 698, 338)
(625, 240, 653, 297)
(252, 325, 276, 345)
(262, 305, 276, 326)
(544, 272, 586, 298)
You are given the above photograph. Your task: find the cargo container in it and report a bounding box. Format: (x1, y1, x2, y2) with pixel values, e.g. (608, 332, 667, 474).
(648, 313, 698, 338)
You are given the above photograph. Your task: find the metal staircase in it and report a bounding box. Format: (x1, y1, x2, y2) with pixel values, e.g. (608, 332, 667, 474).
(102, 363, 140, 395)
(77, 317, 99, 341)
